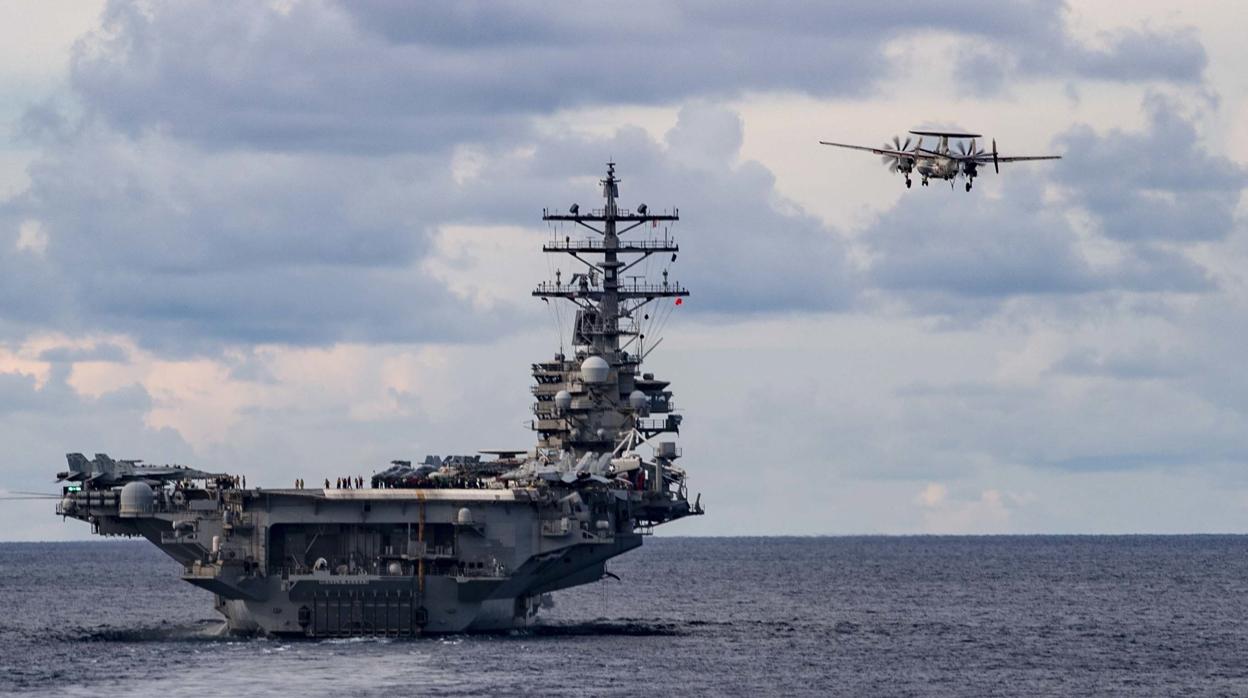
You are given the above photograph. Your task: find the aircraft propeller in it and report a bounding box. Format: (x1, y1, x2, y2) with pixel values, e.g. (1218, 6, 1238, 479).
(955, 138, 991, 190)
(880, 135, 915, 173)
(956, 138, 987, 159)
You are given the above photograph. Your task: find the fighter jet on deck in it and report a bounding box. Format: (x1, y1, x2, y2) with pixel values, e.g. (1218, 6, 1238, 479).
(56, 453, 225, 488)
(820, 130, 1061, 191)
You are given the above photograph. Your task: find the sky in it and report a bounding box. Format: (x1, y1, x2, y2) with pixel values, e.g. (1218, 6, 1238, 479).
(1, 1, 1247, 538)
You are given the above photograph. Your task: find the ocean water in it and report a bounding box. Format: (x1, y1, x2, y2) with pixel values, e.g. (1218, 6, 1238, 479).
(2, 536, 1247, 696)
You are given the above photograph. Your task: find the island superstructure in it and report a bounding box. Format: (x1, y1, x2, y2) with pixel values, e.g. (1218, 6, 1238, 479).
(54, 164, 701, 636)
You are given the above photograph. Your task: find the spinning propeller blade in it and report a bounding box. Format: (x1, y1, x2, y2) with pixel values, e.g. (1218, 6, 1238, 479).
(880, 134, 914, 173)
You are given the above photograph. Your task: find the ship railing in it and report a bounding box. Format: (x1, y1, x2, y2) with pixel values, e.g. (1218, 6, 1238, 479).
(533, 282, 601, 295)
(71, 491, 118, 509)
(160, 531, 199, 545)
(271, 562, 508, 580)
(577, 207, 677, 218)
(425, 544, 455, 559)
(543, 238, 678, 252)
(276, 565, 385, 578)
(616, 282, 689, 295)
(636, 417, 679, 433)
(534, 281, 687, 296)
(453, 561, 508, 579)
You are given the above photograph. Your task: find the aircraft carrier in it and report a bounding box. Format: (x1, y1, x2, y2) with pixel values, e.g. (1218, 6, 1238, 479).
(54, 164, 702, 636)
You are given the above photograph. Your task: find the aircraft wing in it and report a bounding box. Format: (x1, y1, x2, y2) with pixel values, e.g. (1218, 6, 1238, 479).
(971, 155, 1062, 163)
(136, 465, 224, 480)
(819, 141, 914, 159)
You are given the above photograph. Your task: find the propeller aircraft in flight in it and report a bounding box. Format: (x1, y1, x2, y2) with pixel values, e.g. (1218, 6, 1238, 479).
(820, 130, 1061, 191)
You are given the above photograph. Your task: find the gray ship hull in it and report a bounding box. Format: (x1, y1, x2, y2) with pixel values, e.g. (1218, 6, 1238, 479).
(58, 485, 669, 636)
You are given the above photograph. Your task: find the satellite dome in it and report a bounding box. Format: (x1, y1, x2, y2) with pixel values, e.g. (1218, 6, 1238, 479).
(580, 355, 610, 383)
(554, 390, 572, 411)
(457, 507, 474, 526)
(629, 390, 648, 412)
(119, 481, 155, 518)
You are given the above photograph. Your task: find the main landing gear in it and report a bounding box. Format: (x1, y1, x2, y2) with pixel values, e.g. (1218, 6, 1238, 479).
(965, 180, 973, 192)
(905, 176, 912, 189)
(921, 177, 930, 187)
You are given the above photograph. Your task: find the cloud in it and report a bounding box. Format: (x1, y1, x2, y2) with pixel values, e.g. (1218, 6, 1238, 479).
(866, 182, 1102, 301)
(433, 104, 860, 314)
(15, 219, 48, 255)
(65, 1, 883, 155)
(0, 361, 194, 537)
(37, 341, 129, 363)
(2, 100, 859, 351)
(915, 485, 1025, 534)
(50, 2, 1206, 158)
(1052, 345, 1192, 380)
(1, 125, 517, 350)
(860, 96, 1237, 317)
(956, 19, 1206, 90)
(916, 482, 948, 507)
(1056, 94, 1247, 243)
(1046, 26, 1206, 83)
(4, 4, 1223, 352)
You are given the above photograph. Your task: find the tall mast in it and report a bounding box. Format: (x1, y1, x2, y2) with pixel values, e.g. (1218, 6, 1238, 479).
(532, 163, 688, 456)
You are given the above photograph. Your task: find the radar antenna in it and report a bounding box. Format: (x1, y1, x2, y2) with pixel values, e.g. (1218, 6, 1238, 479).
(532, 164, 688, 456)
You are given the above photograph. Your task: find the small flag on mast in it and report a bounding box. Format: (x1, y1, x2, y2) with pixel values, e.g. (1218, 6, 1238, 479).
(675, 298, 683, 306)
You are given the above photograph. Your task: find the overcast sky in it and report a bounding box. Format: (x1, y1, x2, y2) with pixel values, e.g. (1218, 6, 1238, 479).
(2, 1, 1247, 538)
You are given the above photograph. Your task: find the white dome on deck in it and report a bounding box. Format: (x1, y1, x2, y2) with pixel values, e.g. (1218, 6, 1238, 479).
(629, 390, 648, 412)
(580, 355, 610, 383)
(119, 481, 154, 518)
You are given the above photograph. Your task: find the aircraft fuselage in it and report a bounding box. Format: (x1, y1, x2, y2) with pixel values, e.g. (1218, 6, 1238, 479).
(916, 156, 960, 180)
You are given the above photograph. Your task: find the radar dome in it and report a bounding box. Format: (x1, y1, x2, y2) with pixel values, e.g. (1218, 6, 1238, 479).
(580, 355, 610, 383)
(629, 390, 648, 412)
(457, 507, 474, 526)
(119, 481, 155, 518)
(554, 390, 572, 411)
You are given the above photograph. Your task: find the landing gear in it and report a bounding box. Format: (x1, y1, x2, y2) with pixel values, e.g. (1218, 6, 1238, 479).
(965, 180, 973, 192)
(921, 177, 929, 187)
(905, 177, 912, 189)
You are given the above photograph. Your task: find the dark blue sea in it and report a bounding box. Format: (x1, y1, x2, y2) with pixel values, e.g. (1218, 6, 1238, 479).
(2, 537, 1247, 696)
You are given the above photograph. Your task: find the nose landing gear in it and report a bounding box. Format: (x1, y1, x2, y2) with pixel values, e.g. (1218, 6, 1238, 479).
(965, 180, 973, 192)
(905, 176, 912, 189)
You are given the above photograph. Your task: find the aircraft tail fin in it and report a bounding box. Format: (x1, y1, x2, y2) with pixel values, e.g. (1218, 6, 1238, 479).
(58, 453, 93, 481)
